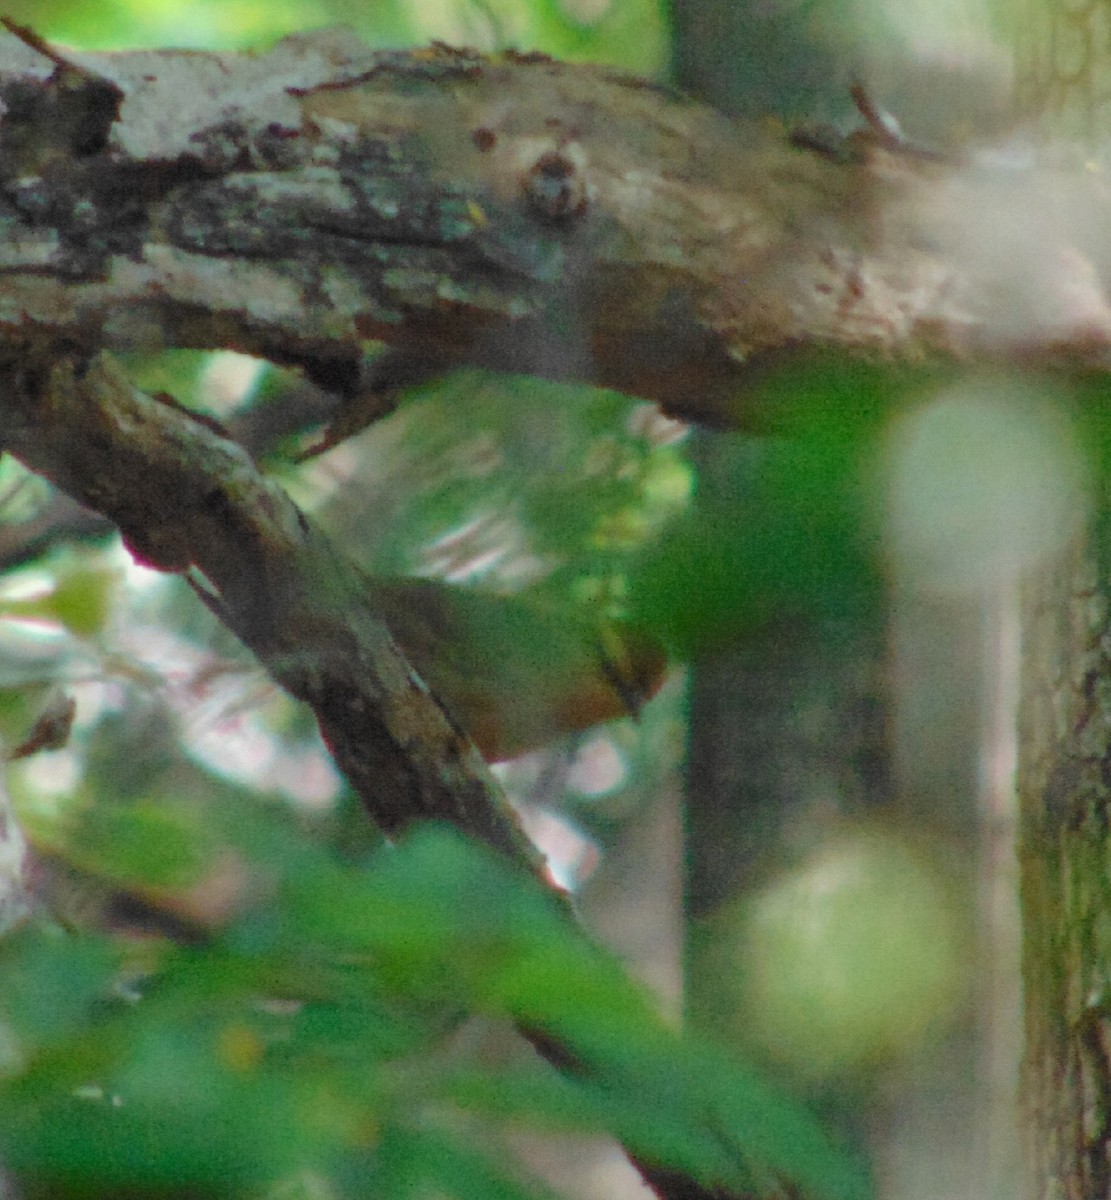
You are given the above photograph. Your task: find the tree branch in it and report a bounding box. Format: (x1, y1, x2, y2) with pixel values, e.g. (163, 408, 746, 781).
(0, 28, 1106, 432)
(1, 346, 541, 867)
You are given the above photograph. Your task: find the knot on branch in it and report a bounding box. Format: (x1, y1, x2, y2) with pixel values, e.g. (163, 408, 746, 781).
(524, 148, 589, 222)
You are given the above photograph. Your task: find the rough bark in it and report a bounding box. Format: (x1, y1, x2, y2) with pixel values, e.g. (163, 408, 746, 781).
(0, 27, 1108, 436)
(1019, 528, 1111, 1200)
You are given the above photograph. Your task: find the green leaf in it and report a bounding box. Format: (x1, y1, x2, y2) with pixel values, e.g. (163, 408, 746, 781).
(358, 829, 874, 1200)
(376, 1122, 560, 1200)
(0, 816, 871, 1200)
(0, 925, 118, 1052)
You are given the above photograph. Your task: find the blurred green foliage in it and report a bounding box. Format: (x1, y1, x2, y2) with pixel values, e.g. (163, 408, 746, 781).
(4, 0, 669, 74)
(695, 829, 970, 1083)
(299, 370, 691, 602)
(632, 355, 900, 657)
(0, 825, 871, 1200)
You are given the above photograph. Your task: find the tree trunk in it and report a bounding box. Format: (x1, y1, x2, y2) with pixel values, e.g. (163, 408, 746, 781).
(1019, 526, 1111, 1200)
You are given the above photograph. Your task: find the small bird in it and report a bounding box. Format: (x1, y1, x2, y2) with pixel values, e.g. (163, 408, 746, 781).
(367, 577, 668, 761)
(10, 583, 666, 942)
